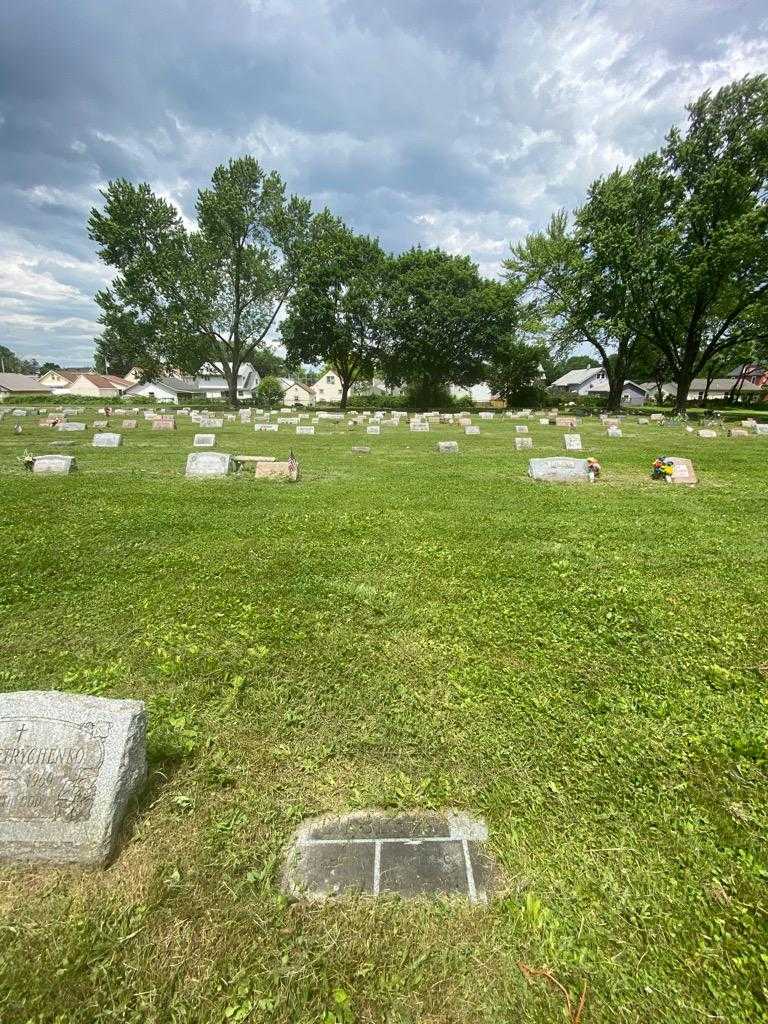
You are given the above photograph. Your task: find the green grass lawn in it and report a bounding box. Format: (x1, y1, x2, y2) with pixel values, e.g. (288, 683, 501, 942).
(1, 411, 766, 1023)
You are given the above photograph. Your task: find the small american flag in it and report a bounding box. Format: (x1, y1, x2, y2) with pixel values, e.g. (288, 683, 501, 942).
(288, 449, 299, 479)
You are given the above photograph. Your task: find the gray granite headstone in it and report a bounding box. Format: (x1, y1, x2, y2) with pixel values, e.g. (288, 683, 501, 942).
(351, 446, 371, 454)
(254, 423, 279, 432)
(410, 421, 429, 432)
(32, 455, 75, 475)
(529, 457, 589, 482)
(515, 425, 529, 434)
(464, 425, 480, 435)
(92, 433, 122, 448)
(0, 690, 146, 866)
(564, 433, 583, 451)
(437, 441, 458, 453)
(185, 452, 232, 477)
(57, 422, 86, 432)
(296, 426, 315, 435)
(193, 433, 216, 447)
(121, 420, 137, 429)
(366, 425, 381, 435)
(515, 436, 533, 450)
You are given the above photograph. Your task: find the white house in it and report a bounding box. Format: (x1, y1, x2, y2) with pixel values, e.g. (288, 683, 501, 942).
(53, 373, 133, 398)
(279, 378, 315, 406)
(124, 378, 201, 404)
(550, 368, 648, 406)
(38, 369, 81, 390)
(195, 362, 260, 400)
(450, 383, 494, 403)
(310, 369, 344, 403)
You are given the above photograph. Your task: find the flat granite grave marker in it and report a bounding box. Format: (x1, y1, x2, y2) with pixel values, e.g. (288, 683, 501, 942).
(121, 419, 137, 429)
(754, 424, 768, 435)
(351, 446, 371, 454)
(254, 423, 279, 432)
(515, 436, 533, 450)
(698, 429, 717, 438)
(437, 441, 458, 453)
(529, 457, 589, 482)
(92, 420, 108, 428)
(57, 422, 86, 432)
(515, 425, 529, 434)
(296, 426, 315, 435)
(283, 811, 496, 903)
(0, 690, 146, 866)
(152, 417, 176, 431)
(366, 425, 381, 435)
(564, 433, 583, 451)
(185, 452, 232, 478)
(464, 425, 480, 435)
(255, 460, 299, 481)
(92, 433, 122, 448)
(556, 416, 579, 428)
(32, 455, 76, 475)
(410, 421, 430, 432)
(193, 434, 216, 447)
(728, 428, 750, 438)
(667, 457, 697, 485)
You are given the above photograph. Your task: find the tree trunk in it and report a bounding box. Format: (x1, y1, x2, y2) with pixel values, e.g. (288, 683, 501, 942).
(605, 375, 624, 414)
(674, 366, 696, 415)
(700, 372, 715, 406)
(225, 360, 240, 408)
(340, 379, 350, 410)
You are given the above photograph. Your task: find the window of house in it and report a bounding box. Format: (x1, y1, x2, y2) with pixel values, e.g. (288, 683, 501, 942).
(327, 375, 335, 384)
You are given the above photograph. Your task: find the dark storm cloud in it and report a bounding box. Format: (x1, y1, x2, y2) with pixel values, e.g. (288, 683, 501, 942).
(1, 0, 766, 362)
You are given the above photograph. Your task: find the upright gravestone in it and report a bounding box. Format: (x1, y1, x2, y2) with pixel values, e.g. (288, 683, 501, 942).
(193, 434, 216, 447)
(92, 433, 122, 448)
(410, 421, 430, 432)
(296, 426, 315, 435)
(437, 441, 458, 454)
(564, 433, 583, 451)
(32, 455, 75, 475)
(515, 436, 533, 450)
(538, 417, 550, 426)
(666, 457, 697, 485)
(152, 417, 176, 431)
(556, 416, 579, 428)
(528, 457, 589, 483)
(121, 420, 137, 429)
(254, 423, 279, 432)
(607, 427, 622, 438)
(698, 429, 717, 439)
(515, 425, 529, 434)
(464, 426, 480, 435)
(753, 424, 768, 435)
(0, 690, 146, 866)
(367, 425, 381, 435)
(185, 452, 232, 478)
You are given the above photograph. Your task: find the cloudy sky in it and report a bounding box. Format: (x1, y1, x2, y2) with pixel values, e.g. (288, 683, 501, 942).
(1, 0, 767, 366)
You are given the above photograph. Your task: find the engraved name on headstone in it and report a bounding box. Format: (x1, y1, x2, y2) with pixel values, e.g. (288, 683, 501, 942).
(32, 455, 75, 475)
(92, 433, 122, 448)
(528, 457, 589, 482)
(564, 433, 583, 451)
(193, 434, 216, 447)
(0, 691, 146, 866)
(515, 436, 533, 450)
(185, 452, 232, 477)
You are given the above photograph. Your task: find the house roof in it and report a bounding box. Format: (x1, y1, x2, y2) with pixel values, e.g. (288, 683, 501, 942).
(70, 372, 131, 390)
(583, 379, 648, 395)
(127, 377, 200, 395)
(280, 378, 312, 394)
(550, 368, 602, 387)
(728, 363, 767, 377)
(689, 377, 763, 393)
(41, 369, 79, 382)
(0, 373, 52, 393)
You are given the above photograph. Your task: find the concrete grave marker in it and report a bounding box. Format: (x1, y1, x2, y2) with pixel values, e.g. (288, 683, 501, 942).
(254, 423, 279, 432)
(57, 422, 86, 432)
(185, 452, 232, 478)
(698, 429, 717, 438)
(152, 417, 176, 431)
(410, 421, 430, 432)
(741, 418, 757, 428)
(564, 433, 583, 451)
(754, 424, 768, 435)
(538, 417, 550, 426)
(92, 433, 122, 448)
(121, 420, 137, 429)
(437, 441, 458, 453)
(283, 811, 496, 903)
(296, 426, 315, 435)
(650, 413, 665, 423)
(556, 416, 579, 428)
(515, 436, 533, 450)
(529, 457, 590, 482)
(638, 417, 649, 425)
(0, 690, 146, 866)
(728, 428, 750, 438)
(366, 425, 381, 435)
(193, 433, 216, 447)
(351, 446, 371, 454)
(478, 412, 494, 420)
(607, 427, 622, 438)
(255, 460, 299, 481)
(92, 420, 108, 428)
(464, 425, 480, 435)
(32, 455, 76, 475)
(515, 425, 529, 434)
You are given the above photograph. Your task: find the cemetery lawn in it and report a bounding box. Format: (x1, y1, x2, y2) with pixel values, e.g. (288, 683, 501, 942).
(1, 414, 767, 1024)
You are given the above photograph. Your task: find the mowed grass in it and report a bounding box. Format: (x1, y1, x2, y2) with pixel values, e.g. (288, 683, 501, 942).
(0, 411, 766, 1024)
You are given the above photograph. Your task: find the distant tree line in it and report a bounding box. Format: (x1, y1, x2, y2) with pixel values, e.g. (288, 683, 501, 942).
(89, 75, 768, 413)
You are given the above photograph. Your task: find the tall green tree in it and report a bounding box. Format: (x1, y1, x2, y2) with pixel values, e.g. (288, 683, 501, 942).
(486, 337, 549, 408)
(576, 76, 768, 414)
(281, 215, 386, 409)
(506, 210, 646, 413)
(89, 156, 315, 404)
(380, 247, 515, 404)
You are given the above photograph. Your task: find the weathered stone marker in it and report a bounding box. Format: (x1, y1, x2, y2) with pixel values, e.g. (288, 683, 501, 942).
(698, 429, 717, 439)
(529, 457, 590, 482)
(515, 436, 533, 450)
(185, 452, 232, 477)
(57, 422, 86, 432)
(515, 425, 529, 434)
(92, 433, 122, 448)
(564, 433, 583, 451)
(351, 446, 371, 454)
(254, 423, 279, 432)
(464, 425, 480, 435)
(255, 460, 299, 481)
(32, 455, 75, 475)
(296, 426, 315, 435)
(366, 425, 381, 435)
(152, 417, 176, 431)
(121, 419, 137, 429)
(666, 457, 698, 484)
(0, 691, 146, 866)
(437, 441, 458, 454)
(283, 811, 496, 902)
(410, 421, 429, 432)
(193, 433, 216, 447)
(607, 427, 622, 438)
